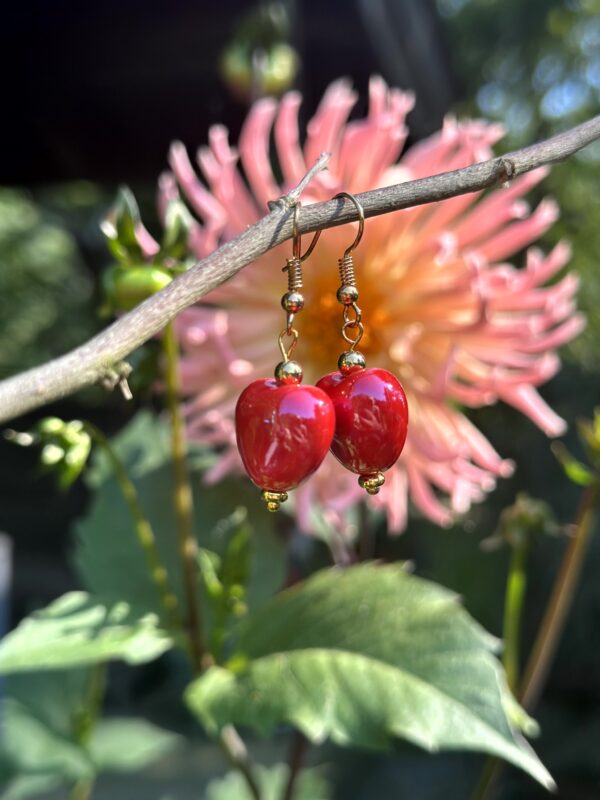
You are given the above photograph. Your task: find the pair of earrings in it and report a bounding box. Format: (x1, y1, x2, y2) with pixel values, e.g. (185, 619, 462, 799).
(235, 193, 409, 512)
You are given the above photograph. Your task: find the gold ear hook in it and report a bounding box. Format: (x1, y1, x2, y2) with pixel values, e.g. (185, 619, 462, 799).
(292, 201, 322, 262)
(334, 192, 365, 257)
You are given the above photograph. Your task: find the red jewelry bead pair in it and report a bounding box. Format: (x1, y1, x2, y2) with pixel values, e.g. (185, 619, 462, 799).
(236, 195, 408, 512)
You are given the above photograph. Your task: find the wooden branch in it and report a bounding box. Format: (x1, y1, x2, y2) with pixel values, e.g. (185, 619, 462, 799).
(1, 114, 599, 424)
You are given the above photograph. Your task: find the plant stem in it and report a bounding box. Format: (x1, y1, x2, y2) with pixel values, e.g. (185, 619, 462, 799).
(220, 725, 262, 800)
(281, 732, 308, 800)
(520, 484, 599, 710)
(470, 483, 599, 800)
(68, 664, 107, 800)
(502, 537, 529, 693)
(162, 321, 206, 670)
(162, 322, 262, 799)
(85, 423, 183, 635)
(69, 780, 93, 800)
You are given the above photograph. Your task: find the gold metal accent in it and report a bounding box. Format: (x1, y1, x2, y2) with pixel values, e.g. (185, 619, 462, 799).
(333, 192, 366, 355)
(261, 489, 289, 512)
(358, 472, 385, 495)
(279, 202, 321, 339)
(274, 359, 303, 384)
(278, 327, 299, 362)
(338, 350, 366, 374)
(281, 291, 305, 313)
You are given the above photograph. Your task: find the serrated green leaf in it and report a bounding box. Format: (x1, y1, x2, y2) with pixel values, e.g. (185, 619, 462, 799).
(205, 764, 330, 800)
(0, 593, 173, 674)
(187, 564, 553, 789)
(89, 718, 182, 773)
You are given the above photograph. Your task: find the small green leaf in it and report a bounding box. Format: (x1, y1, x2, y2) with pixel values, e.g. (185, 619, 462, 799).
(89, 718, 182, 773)
(0, 593, 173, 674)
(205, 764, 330, 800)
(100, 187, 143, 264)
(187, 564, 553, 789)
(159, 199, 193, 260)
(552, 442, 595, 486)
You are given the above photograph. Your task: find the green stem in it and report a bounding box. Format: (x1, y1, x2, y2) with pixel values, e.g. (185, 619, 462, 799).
(68, 664, 107, 800)
(85, 422, 183, 635)
(471, 483, 599, 800)
(520, 484, 599, 710)
(69, 780, 93, 800)
(502, 537, 529, 693)
(162, 322, 261, 800)
(162, 321, 206, 670)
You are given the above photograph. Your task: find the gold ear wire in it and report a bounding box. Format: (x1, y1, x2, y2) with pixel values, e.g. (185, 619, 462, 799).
(332, 192, 366, 371)
(277, 202, 322, 371)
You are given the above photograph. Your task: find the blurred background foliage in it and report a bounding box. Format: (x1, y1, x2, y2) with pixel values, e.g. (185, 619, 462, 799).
(0, 1, 599, 798)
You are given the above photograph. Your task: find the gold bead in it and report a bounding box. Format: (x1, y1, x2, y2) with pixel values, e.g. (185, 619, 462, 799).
(274, 360, 303, 384)
(281, 291, 305, 314)
(338, 350, 366, 374)
(358, 472, 385, 495)
(261, 489, 289, 511)
(336, 285, 359, 305)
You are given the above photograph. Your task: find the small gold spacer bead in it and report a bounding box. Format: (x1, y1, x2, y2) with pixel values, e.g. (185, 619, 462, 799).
(337, 285, 359, 305)
(358, 472, 385, 495)
(261, 489, 289, 511)
(338, 350, 366, 374)
(274, 360, 303, 384)
(281, 291, 305, 314)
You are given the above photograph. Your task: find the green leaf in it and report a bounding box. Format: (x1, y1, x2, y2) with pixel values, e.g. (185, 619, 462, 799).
(552, 442, 595, 486)
(0, 670, 93, 788)
(74, 411, 285, 627)
(102, 186, 143, 264)
(0, 593, 173, 674)
(205, 764, 330, 800)
(187, 564, 553, 789)
(159, 199, 193, 260)
(89, 718, 182, 773)
(0, 773, 65, 800)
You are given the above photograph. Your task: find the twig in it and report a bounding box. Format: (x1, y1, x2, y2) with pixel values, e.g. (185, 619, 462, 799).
(1, 116, 600, 423)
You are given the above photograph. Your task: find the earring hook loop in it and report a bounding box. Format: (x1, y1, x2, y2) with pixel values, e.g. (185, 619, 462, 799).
(333, 192, 365, 257)
(292, 202, 321, 262)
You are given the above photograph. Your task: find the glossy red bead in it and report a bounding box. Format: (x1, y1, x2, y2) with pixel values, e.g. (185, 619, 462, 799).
(316, 367, 408, 476)
(235, 379, 335, 492)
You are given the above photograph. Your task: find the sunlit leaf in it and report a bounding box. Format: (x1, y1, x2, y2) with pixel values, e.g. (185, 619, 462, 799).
(188, 564, 553, 789)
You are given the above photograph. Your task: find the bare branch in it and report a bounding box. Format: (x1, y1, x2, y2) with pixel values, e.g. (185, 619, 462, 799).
(1, 115, 599, 424)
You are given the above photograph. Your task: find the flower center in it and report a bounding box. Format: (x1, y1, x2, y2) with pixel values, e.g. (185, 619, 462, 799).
(296, 251, 393, 380)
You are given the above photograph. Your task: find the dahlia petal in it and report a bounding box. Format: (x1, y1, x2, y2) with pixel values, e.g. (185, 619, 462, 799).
(168, 141, 226, 226)
(274, 91, 307, 186)
(406, 461, 453, 527)
(477, 199, 559, 263)
(239, 98, 280, 208)
(304, 79, 357, 168)
(498, 384, 567, 437)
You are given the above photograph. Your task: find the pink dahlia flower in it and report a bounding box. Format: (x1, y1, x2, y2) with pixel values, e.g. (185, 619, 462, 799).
(157, 77, 584, 533)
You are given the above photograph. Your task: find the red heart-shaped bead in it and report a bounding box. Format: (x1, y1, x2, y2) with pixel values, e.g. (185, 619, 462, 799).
(316, 367, 408, 479)
(235, 379, 335, 493)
